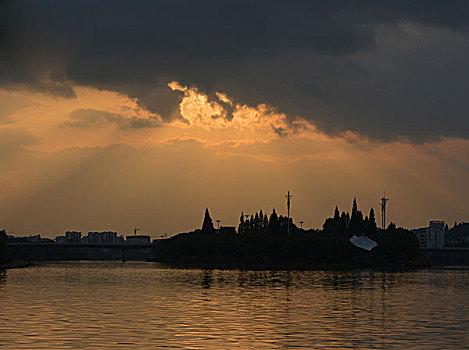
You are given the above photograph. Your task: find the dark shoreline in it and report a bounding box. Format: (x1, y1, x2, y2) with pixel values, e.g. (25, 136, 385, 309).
(0, 261, 31, 270)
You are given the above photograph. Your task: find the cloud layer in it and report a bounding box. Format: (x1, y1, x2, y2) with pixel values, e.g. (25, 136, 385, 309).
(2, 1, 469, 141)
(1, 2, 469, 236)
(0, 84, 468, 236)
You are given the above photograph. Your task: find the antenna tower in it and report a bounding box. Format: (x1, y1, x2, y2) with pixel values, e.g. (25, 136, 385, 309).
(380, 195, 389, 229)
(285, 191, 292, 235)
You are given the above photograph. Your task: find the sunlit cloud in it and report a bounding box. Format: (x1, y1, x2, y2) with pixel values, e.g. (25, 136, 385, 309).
(168, 81, 327, 145)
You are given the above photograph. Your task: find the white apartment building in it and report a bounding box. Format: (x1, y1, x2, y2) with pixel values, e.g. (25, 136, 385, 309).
(412, 221, 445, 249)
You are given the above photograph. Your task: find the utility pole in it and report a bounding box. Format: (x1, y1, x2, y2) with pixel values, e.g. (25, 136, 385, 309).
(380, 195, 389, 230)
(134, 227, 140, 236)
(285, 191, 292, 235)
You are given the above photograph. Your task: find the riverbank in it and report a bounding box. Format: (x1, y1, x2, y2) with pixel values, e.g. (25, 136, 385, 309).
(419, 248, 469, 266)
(0, 261, 30, 270)
(155, 229, 420, 270)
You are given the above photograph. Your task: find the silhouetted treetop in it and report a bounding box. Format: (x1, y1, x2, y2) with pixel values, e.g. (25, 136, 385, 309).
(352, 197, 358, 217)
(321, 198, 379, 237)
(238, 212, 245, 234)
(202, 208, 215, 234)
(334, 206, 340, 220)
(369, 208, 377, 229)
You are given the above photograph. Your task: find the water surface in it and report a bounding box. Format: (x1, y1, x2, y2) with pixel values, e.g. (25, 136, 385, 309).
(0, 262, 468, 349)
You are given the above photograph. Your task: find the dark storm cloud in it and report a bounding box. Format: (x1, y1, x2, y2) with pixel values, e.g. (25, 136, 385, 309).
(2, 0, 469, 141)
(62, 109, 161, 130)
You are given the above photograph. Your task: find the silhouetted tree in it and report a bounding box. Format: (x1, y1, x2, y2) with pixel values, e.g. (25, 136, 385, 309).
(351, 197, 358, 217)
(341, 211, 350, 226)
(269, 209, 281, 234)
(369, 208, 377, 230)
(334, 206, 340, 220)
(202, 208, 215, 234)
(323, 206, 347, 236)
(0, 230, 8, 264)
(238, 212, 245, 234)
(348, 197, 364, 236)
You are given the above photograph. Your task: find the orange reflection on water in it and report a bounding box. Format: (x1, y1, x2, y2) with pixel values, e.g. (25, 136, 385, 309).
(0, 262, 468, 349)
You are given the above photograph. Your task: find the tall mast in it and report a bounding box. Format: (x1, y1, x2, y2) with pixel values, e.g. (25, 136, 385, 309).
(380, 195, 389, 229)
(285, 191, 292, 235)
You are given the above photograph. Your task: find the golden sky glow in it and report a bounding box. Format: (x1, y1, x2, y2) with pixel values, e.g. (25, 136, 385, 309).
(1, 83, 468, 237)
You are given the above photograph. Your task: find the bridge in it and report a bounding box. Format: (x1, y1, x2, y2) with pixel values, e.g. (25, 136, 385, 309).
(7, 243, 469, 265)
(7, 242, 157, 261)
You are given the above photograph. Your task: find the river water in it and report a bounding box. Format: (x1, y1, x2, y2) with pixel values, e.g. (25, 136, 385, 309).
(0, 262, 468, 349)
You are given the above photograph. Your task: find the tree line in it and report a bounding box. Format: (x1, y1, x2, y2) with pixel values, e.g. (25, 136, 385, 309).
(322, 198, 380, 237)
(232, 197, 382, 237)
(238, 209, 294, 235)
(201, 197, 399, 238)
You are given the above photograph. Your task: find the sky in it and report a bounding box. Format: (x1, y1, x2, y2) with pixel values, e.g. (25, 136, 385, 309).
(0, 1, 468, 238)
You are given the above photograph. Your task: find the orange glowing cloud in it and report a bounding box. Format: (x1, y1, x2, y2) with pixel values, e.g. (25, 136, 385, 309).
(168, 81, 327, 144)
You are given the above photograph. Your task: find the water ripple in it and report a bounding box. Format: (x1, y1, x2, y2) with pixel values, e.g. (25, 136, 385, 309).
(0, 262, 468, 349)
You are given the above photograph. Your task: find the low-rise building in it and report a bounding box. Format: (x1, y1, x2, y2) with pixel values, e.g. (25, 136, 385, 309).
(65, 231, 82, 243)
(55, 236, 68, 244)
(86, 231, 118, 244)
(8, 234, 53, 243)
(412, 221, 445, 249)
(126, 235, 151, 244)
(446, 222, 469, 247)
(15, 234, 48, 243)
